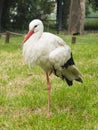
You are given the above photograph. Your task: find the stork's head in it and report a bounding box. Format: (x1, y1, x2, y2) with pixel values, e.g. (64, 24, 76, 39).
(22, 19, 44, 44)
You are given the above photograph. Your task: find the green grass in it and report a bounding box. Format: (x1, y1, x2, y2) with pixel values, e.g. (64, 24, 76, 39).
(0, 34, 98, 130)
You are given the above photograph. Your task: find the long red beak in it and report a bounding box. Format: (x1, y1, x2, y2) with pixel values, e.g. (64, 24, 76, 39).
(22, 30, 34, 44)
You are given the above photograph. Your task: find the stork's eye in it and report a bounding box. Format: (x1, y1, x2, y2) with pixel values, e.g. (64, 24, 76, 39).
(34, 25, 38, 28)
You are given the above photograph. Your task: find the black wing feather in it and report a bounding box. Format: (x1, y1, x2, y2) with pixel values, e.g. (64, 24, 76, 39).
(61, 53, 75, 69)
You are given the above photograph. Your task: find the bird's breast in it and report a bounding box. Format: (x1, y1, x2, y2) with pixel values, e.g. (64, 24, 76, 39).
(23, 42, 53, 72)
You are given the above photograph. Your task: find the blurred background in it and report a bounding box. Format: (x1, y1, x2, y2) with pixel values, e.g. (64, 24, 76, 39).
(0, 0, 98, 34)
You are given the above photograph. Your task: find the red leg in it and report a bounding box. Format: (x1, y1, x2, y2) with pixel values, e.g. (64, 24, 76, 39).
(46, 73, 51, 118)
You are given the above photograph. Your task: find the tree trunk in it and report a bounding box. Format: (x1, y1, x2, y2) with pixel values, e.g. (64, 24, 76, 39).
(68, 0, 85, 35)
(0, 0, 5, 32)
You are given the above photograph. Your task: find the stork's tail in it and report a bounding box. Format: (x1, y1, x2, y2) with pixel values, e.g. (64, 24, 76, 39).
(75, 77, 83, 83)
(61, 75, 73, 86)
(53, 65, 83, 86)
(62, 65, 83, 86)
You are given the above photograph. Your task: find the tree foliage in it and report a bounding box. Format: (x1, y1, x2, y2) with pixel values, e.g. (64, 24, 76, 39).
(0, 0, 5, 31)
(88, 0, 98, 10)
(1, 0, 54, 31)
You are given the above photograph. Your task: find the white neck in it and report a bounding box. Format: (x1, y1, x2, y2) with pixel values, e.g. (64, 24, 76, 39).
(33, 30, 43, 40)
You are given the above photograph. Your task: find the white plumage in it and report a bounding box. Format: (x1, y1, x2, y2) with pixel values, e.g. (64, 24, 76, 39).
(49, 46, 71, 70)
(22, 19, 83, 117)
(23, 32, 66, 71)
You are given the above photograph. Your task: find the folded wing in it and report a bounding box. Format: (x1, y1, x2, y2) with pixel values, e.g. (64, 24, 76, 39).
(49, 45, 83, 86)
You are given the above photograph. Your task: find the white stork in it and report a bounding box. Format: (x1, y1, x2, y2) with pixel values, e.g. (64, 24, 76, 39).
(22, 19, 83, 117)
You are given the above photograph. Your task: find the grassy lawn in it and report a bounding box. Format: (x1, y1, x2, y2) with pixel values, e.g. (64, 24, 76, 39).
(0, 34, 98, 130)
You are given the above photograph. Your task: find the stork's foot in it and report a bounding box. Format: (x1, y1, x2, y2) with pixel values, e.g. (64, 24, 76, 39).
(46, 112, 51, 118)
